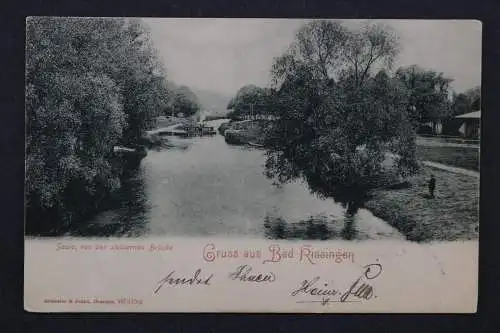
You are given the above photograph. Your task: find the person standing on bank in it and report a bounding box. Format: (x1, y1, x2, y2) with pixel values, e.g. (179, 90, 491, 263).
(429, 174, 436, 198)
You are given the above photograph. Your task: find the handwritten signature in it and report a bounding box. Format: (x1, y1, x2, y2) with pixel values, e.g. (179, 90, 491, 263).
(291, 263, 382, 305)
(228, 265, 276, 283)
(153, 269, 214, 294)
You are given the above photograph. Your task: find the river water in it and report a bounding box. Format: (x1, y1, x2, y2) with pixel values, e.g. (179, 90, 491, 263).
(75, 120, 404, 240)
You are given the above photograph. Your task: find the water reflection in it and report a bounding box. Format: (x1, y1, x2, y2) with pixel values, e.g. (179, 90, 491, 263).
(340, 212, 356, 240)
(263, 211, 360, 241)
(71, 168, 150, 237)
(264, 215, 334, 240)
(77, 120, 404, 241)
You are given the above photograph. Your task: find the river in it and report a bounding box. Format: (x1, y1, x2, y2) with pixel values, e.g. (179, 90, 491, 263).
(73, 119, 404, 240)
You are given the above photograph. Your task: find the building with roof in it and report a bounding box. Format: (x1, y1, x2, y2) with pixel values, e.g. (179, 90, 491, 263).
(456, 110, 480, 138)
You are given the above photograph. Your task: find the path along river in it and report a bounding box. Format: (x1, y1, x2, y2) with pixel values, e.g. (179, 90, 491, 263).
(76, 120, 405, 241)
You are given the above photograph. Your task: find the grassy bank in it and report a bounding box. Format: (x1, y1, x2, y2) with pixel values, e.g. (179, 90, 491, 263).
(364, 166, 479, 242)
(220, 119, 268, 145)
(416, 145, 479, 171)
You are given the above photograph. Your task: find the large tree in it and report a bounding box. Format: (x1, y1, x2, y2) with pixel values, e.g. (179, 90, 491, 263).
(342, 22, 400, 87)
(25, 17, 170, 234)
(264, 21, 417, 210)
(116, 19, 170, 144)
(169, 85, 200, 117)
(227, 85, 273, 119)
(451, 92, 472, 117)
(395, 65, 453, 124)
(449, 86, 480, 118)
(466, 86, 481, 111)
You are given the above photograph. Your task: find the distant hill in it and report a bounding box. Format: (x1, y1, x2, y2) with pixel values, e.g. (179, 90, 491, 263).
(165, 82, 233, 118)
(191, 88, 232, 118)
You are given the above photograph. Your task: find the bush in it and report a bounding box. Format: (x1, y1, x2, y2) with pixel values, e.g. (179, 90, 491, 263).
(25, 17, 170, 235)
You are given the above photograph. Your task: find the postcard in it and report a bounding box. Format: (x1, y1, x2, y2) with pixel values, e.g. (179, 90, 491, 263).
(24, 17, 480, 313)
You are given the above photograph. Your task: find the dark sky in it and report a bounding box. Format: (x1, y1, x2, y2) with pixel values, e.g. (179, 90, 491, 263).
(146, 19, 482, 96)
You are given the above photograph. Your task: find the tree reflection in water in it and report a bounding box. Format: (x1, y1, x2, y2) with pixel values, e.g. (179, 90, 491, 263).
(340, 200, 360, 240)
(340, 212, 356, 240)
(263, 215, 335, 240)
(263, 200, 361, 240)
(70, 168, 150, 237)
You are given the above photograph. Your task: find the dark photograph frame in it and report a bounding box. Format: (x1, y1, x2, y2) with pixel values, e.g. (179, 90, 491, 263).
(1, 0, 499, 331)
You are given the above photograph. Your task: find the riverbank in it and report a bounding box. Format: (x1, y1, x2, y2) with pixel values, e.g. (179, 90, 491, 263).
(219, 119, 268, 145)
(416, 145, 479, 171)
(364, 166, 479, 242)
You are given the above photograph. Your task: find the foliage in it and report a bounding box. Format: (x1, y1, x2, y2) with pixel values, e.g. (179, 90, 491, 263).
(168, 85, 200, 117)
(451, 93, 472, 117)
(467, 86, 481, 111)
(25, 17, 169, 234)
(118, 19, 171, 144)
(263, 20, 418, 207)
(450, 85, 481, 116)
(395, 65, 453, 123)
(227, 85, 274, 119)
(341, 22, 400, 86)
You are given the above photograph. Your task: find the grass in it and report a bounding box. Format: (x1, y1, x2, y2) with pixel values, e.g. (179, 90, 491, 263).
(416, 145, 479, 171)
(364, 166, 479, 242)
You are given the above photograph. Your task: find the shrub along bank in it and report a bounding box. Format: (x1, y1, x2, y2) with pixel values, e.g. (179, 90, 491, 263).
(25, 18, 170, 235)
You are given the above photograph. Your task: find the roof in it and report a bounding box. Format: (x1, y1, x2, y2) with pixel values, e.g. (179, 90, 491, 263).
(456, 111, 481, 119)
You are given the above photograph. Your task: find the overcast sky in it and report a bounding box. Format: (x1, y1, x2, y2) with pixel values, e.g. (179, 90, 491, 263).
(145, 19, 482, 96)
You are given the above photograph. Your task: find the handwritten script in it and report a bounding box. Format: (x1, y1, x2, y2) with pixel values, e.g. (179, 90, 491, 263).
(154, 269, 214, 294)
(291, 263, 383, 305)
(228, 265, 276, 283)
